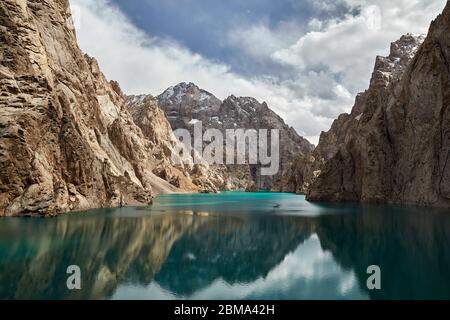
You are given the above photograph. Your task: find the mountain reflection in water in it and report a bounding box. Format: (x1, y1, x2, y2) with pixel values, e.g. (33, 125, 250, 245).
(0, 193, 449, 300)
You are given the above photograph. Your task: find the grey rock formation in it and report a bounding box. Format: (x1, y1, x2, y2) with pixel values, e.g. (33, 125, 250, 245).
(305, 2, 450, 208)
(280, 34, 430, 196)
(157, 82, 222, 130)
(153, 82, 314, 190)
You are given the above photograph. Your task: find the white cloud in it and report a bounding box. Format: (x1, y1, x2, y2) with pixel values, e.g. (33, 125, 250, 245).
(273, 0, 446, 93)
(70, 0, 446, 145)
(71, 0, 335, 144)
(227, 21, 301, 61)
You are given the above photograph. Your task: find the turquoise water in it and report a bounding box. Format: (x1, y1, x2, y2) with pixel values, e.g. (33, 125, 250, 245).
(0, 192, 449, 300)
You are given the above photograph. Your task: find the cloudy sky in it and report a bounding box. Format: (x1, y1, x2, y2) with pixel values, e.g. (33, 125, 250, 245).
(70, 0, 446, 144)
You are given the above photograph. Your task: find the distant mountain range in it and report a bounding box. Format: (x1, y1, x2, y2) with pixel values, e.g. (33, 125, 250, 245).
(128, 82, 314, 191)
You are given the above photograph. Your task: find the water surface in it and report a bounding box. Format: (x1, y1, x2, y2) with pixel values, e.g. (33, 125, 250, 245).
(0, 192, 449, 300)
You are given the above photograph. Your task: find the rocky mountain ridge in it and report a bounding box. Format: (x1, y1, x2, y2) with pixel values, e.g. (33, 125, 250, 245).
(137, 82, 314, 190)
(277, 33, 429, 195)
(299, 2, 450, 208)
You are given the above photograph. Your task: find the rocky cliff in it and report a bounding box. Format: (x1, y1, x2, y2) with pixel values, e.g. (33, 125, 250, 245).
(305, 2, 450, 207)
(141, 82, 314, 190)
(0, 0, 203, 216)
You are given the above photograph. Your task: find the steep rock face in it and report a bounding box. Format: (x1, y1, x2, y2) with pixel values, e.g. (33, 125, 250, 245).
(280, 34, 429, 195)
(154, 83, 314, 190)
(0, 0, 184, 216)
(307, 4, 450, 208)
(276, 154, 319, 194)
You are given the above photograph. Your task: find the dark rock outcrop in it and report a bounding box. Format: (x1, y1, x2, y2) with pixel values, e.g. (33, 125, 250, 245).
(304, 3, 450, 208)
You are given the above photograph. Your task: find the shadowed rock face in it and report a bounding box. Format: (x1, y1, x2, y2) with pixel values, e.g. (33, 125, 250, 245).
(0, 0, 208, 216)
(280, 33, 430, 196)
(303, 2, 450, 208)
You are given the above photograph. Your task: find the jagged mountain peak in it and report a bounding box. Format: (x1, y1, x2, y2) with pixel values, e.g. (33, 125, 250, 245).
(157, 82, 220, 106)
(131, 82, 314, 190)
(390, 33, 426, 59)
(371, 33, 426, 87)
(304, 2, 450, 207)
(223, 95, 261, 106)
